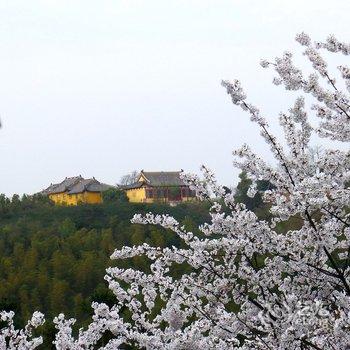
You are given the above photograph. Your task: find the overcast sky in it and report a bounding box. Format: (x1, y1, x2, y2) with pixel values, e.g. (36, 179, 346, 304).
(1, 0, 349, 196)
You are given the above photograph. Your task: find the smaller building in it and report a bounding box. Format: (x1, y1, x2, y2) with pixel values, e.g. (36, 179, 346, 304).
(41, 176, 114, 205)
(123, 170, 196, 204)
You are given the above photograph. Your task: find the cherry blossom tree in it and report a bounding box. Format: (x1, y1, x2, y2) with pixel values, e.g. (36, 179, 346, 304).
(4, 33, 350, 349)
(0, 311, 44, 349)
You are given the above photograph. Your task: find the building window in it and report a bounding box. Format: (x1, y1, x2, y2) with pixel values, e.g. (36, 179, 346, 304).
(146, 189, 153, 198)
(182, 187, 189, 197)
(168, 186, 181, 200)
(157, 188, 166, 198)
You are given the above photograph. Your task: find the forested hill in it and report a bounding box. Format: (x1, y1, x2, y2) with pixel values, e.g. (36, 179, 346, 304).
(0, 194, 211, 348)
(0, 175, 276, 348)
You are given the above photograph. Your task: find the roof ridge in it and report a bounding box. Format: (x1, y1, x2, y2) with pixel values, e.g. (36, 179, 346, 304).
(143, 170, 181, 173)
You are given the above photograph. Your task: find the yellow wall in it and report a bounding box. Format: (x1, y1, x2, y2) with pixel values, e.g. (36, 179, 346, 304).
(49, 191, 103, 205)
(125, 187, 196, 203)
(125, 188, 146, 203)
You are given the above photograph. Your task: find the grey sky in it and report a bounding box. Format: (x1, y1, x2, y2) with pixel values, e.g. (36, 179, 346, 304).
(1, 0, 349, 196)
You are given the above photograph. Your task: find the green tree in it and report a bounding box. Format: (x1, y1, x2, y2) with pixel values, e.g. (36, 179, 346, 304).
(102, 188, 128, 203)
(234, 172, 272, 219)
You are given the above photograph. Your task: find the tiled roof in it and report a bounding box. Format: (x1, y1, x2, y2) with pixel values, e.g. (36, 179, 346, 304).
(122, 171, 186, 189)
(141, 171, 185, 186)
(42, 176, 114, 195)
(121, 182, 144, 190)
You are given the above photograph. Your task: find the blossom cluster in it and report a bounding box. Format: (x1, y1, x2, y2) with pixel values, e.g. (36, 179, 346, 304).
(0, 311, 44, 349)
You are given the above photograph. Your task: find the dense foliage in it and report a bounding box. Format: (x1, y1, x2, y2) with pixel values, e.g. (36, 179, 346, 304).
(0, 194, 211, 348)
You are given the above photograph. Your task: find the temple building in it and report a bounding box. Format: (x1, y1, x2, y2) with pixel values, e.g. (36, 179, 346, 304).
(41, 176, 114, 205)
(122, 170, 196, 203)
